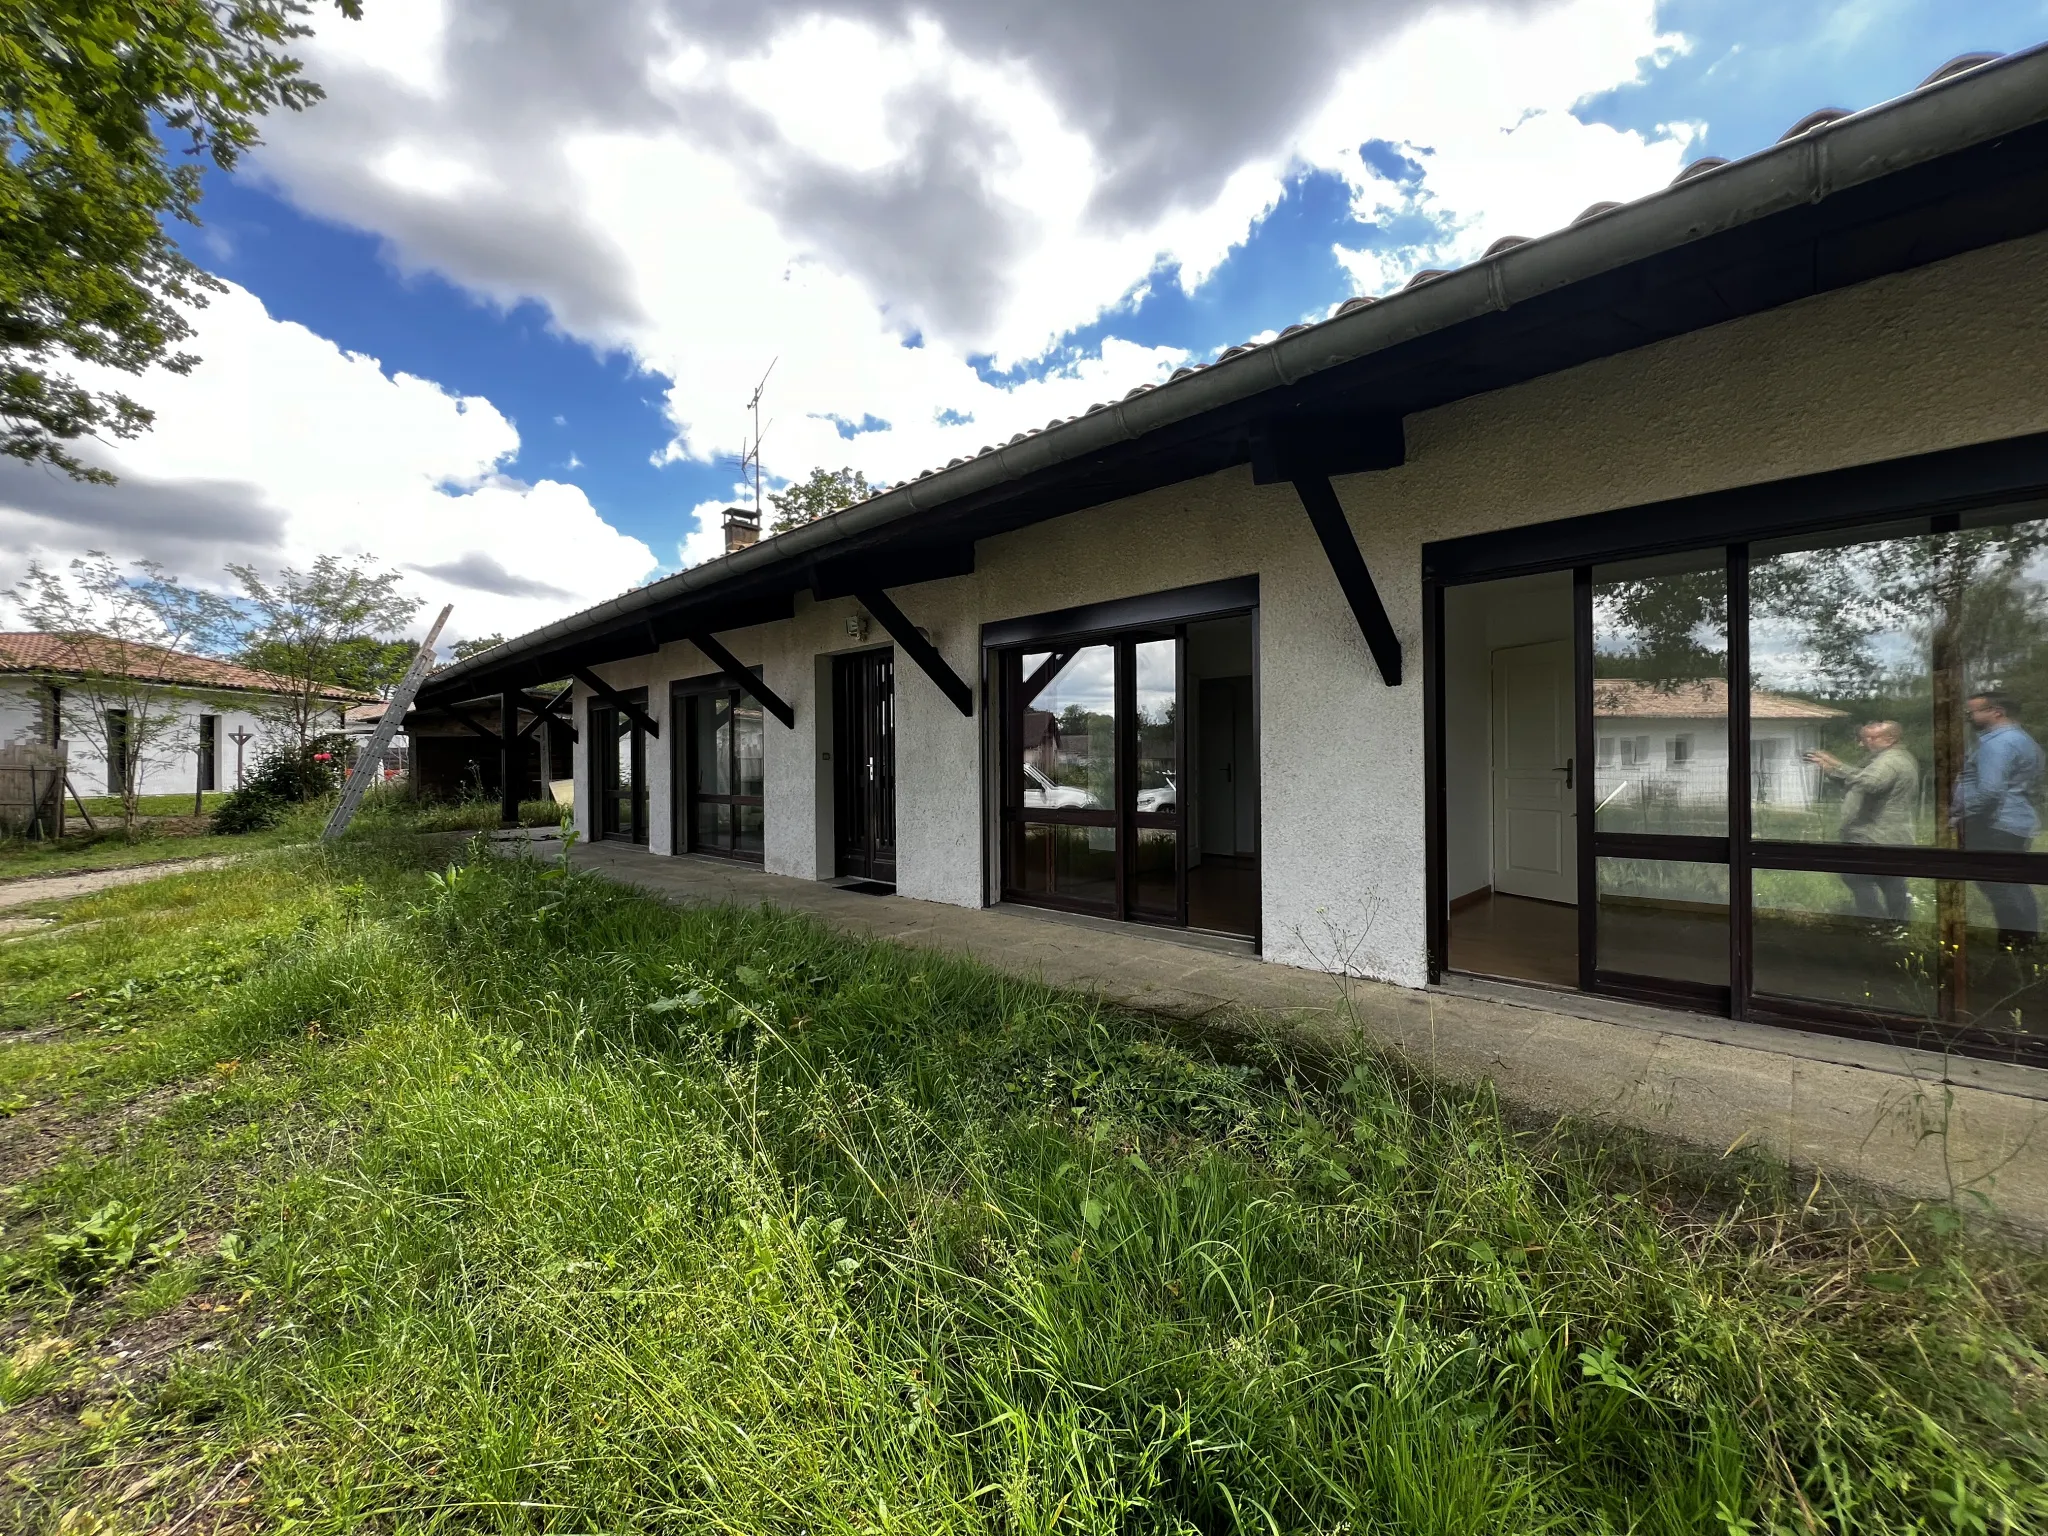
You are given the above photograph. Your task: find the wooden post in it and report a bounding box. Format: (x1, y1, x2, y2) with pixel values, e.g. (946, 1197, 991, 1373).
(500, 689, 521, 827)
(323, 606, 452, 842)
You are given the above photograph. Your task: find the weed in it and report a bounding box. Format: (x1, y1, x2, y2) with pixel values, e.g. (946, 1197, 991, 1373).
(0, 839, 2041, 1534)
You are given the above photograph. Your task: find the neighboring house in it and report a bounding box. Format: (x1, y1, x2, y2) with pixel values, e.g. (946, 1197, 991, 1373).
(1593, 679, 1845, 814)
(0, 633, 369, 798)
(414, 48, 2048, 1065)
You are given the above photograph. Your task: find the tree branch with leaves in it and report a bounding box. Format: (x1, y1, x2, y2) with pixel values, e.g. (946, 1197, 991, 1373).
(228, 553, 420, 750)
(0, 1, 360, 480)
(767, 466, 874, 535)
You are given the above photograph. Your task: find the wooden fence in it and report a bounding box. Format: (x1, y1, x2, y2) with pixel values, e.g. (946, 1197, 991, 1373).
(0, 743, 68, 839)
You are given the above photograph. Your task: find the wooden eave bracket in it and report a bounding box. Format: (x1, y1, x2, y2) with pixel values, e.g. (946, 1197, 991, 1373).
(856, 589, 974, 717)
(516, 687, 576, 742)
(1289, 473, 1403, 687)
(685, 635, 797, 729)
(571, 668, 661, 738)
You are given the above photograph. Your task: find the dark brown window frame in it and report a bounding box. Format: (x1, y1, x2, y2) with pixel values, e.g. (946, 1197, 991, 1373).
(1424, 429, 2048, 1066)
(589, 687, 649, 846)
(672, 672, 765, 863)
(989, 585, 1258, 938)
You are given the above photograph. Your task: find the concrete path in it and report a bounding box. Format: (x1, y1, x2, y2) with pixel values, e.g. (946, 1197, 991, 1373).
(568, 842, 2048, 1230)
(0, 856, 234, 912)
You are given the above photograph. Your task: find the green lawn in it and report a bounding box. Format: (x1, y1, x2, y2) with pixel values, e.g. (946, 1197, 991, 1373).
(0, 841, 2042, 1534)
(68, 791, 233, 819)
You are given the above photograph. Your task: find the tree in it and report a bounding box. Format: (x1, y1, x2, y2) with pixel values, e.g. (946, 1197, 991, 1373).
(450, 632, 507, 662)
(767, 466, 874, 535)
(1, 1, 360, 481)
(228, 554, 420, 749)
(9, 550, 234, 833)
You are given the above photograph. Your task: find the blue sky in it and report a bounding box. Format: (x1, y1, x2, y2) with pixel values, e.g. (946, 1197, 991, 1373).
(4, 0, 2043, 646)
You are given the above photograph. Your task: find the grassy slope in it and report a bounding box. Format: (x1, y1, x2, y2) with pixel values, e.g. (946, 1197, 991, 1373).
(0, 843, 2043, 1534)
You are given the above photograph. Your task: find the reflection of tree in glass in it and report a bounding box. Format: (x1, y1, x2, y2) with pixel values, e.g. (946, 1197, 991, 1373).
(1754, 517, 2048, 1008)
(1595, 568, 1727, 689)
(1752, 523, 2048, 703)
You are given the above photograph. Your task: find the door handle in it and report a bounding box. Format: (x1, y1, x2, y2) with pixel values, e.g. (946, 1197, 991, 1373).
(1561, 759, 1574, 789)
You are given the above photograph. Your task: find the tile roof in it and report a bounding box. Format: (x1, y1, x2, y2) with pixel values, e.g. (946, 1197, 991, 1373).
(1594, 678, 1846, 720)
(0, 632, 375, 702)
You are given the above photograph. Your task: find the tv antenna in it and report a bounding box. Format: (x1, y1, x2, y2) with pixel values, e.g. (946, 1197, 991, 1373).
(734, 358, 776, 517)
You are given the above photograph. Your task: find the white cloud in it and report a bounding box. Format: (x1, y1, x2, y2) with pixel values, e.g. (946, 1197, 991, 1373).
(31, 0, 1697, 606)
(0, 284, 658, 649)
(253, 0, 1692, 573)
(1314, 0, 1694, 291)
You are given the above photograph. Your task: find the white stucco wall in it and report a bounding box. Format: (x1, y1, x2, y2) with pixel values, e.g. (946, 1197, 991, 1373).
(1, 681, 287, 798)
(574, 228, 2048, 989)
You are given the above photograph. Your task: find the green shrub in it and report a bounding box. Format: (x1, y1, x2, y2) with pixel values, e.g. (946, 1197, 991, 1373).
(212, 734, 346, 834)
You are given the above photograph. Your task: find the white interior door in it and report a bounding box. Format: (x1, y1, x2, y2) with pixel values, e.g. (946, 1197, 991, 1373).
(1491, 640, 1577, 904)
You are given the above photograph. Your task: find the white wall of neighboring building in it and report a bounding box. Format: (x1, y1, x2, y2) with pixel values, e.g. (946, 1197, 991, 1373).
(574, 227, 2048, 990)
(0, 681, 339, 799)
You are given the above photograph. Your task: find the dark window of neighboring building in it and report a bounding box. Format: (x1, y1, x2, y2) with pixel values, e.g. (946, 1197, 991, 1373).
(105, 709, 130, 796)
(197, 714, 219, 792)
(42, 685, 62, 745)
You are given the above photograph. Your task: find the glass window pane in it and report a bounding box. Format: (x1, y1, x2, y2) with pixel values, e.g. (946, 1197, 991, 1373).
(1017, 645, 1115, 810)
(1133, 827, 1177, 917)
(735, 803, 764, 858)
(1956, 880, 2048, 1048)
(1751, 507, 2048, 850)
(1135, 638, 1178, 816)
(1015, 821, 1116, 907)
(1597, 858, 1728, 986)
(734, 700, 765, 798)
(1593, 553, 1728, 836)
(695, 801, 730, 851)
(690, 696, 722, 795)
(613, 709, 635, 794)
(1753, 870, 1939, 1020)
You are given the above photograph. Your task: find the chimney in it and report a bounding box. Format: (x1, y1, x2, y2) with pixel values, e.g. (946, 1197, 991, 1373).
(721, 505, 760, 555)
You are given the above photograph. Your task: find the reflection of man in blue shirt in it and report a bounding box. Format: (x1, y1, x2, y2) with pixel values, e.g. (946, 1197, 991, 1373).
(1953, 691, 2045, 945)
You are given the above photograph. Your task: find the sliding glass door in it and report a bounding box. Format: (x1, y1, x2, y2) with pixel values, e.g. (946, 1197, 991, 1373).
(1000, 633, 1189, 925)
(676, 685, 764, 861)
(590, 694, 647, 845)
(1744, 508, 2048, 1053)
(1554, 500, 2048, 1060)
(1584, 551, 1733, 1006)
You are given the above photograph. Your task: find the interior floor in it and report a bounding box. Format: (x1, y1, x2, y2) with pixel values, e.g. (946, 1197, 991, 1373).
(1448, 890, 1579, 988)
(1188, 854, 1258, 937)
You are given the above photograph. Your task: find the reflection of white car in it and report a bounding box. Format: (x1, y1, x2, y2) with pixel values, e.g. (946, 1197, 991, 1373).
(1023, 762, 1095, 809)
(1135, 775, 1177, 814)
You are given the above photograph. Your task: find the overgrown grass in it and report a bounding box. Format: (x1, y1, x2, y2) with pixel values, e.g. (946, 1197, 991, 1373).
(1, 843, 2043, 1534)
(345, 788, 567, 834)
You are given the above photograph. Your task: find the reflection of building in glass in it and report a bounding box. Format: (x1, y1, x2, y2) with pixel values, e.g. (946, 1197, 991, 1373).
(1593, 679, 1845, 809)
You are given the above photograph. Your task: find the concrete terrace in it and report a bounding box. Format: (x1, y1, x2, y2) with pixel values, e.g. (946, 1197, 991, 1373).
(557, 836, 2048, 1231)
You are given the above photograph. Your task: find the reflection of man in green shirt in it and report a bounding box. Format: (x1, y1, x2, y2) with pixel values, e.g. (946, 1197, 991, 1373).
(1807, 721, 1917, 921)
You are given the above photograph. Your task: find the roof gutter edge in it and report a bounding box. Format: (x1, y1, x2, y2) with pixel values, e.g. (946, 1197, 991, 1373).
(420, 43, 2048, 700)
